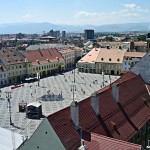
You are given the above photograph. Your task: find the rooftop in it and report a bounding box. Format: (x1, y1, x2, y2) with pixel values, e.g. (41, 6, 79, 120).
(0, 48, 26, 65)
(85, 133, 141, 150)
(24, 49, 64, 65)
(124, 52, 146, 58)
(79, 48, 126, 64)
(47, 71, 150, 149)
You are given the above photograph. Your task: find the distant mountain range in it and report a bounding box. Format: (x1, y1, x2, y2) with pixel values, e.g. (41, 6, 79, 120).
(0, 22, 149, 34)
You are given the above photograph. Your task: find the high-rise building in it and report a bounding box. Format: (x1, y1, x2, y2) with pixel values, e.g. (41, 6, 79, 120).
(53, 30, 60, 38)
(48, 30, 54, 36)
(84, 29, 94, 40)
(62, 31, 66, 40)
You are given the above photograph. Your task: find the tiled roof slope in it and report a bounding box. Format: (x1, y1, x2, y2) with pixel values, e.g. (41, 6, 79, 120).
(0, 48, 26, 65)
(85, 133, 141, 150)
(47, 71, 150, 150)
(0, 60, 7, 72)
(24, 49, 64, 65)
(124, 52, 146, 58)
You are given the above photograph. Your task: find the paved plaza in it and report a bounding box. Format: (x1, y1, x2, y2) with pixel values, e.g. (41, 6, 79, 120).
(0, 69, 120, 138)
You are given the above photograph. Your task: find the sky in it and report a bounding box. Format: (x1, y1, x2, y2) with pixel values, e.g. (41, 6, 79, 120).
(0, 0, 150, 25)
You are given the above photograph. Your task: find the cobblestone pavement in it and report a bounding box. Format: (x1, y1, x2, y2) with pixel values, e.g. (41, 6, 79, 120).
(0, 69, 120, 137)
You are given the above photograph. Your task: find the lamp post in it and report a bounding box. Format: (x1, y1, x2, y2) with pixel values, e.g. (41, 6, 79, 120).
(6, 91, 13, 125)
(71, 85, 76, 101)
(37, 72, 40, 86)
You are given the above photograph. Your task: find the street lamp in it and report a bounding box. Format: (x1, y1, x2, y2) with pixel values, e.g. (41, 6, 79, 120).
(71, 85, 76, 101)
(37, 72, 40, 86)
(6, 91, 13, 125)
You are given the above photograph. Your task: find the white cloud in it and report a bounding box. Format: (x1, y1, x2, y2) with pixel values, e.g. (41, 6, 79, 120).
(73, 4, 149, 25)
(22, 14, 33, 19)
(122, 3, 137, 9)
(75, 11, 100, 17)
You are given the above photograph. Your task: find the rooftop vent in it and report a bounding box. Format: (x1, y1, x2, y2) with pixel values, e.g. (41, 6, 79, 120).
(47, 59, 50, 62)
(36, 60, 40, 64)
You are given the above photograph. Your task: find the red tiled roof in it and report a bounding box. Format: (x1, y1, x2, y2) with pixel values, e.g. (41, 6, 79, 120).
(124, 52, 146, 58)
(47, 71, 150, 150)
(24, 49, 64, 65)
(85, 133, 141, 150)
(0, 48, 26, 65)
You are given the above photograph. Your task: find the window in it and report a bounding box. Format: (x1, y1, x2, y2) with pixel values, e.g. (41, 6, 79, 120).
(39, 67, 41, 70)
(19, 65, 22, 68)
(109, 58, 111, 61)
(0, 74, 2, 78)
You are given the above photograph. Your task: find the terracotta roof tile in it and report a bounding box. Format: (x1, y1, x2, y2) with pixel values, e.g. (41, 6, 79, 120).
(0, 48, 26, 65)
(125, 52, 146, 58)
(24, 49, 64, 65)
(85, 133, 141, 150)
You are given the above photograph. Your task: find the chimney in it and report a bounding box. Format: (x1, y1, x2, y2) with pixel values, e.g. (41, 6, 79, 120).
(78, 140, 88, 150)
(70, 100, 79, 129)
(112, 83, 119, 102)
(91, 91, 99, 115)
(147, 140, 150, 150)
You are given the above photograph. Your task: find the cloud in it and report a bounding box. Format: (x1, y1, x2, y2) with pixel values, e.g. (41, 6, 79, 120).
(75, 11, 100, 17)
(122, 3, 137, 9)
(22, 14, 35, 19)
(73, 3, 149, 25)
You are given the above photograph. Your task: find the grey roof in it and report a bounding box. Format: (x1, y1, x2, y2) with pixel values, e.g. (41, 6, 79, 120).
(26, 44, 74, 51)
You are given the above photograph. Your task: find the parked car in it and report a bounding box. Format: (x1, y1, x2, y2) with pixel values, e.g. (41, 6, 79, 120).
(11, 84, 23, 89)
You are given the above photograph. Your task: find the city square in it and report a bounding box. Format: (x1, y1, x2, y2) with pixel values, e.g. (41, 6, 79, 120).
(0, 70, 119, 138)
